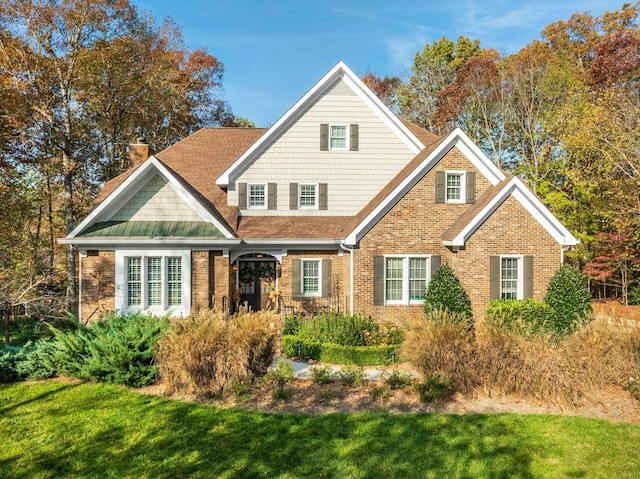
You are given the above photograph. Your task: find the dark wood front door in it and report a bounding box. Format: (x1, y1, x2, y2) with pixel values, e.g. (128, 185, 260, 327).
(238, 260, 276, 311)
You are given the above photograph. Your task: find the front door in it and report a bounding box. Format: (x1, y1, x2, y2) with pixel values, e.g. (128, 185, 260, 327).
(238, 259, 277, 311)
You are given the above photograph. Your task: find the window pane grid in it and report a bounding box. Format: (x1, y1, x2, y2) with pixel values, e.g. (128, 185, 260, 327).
(127, 258, 141, 307)
(409, 258, 427, 301)
(302, 260, 320, 295)
(501, 258, 519, 300)
(147, 257, 162, 307)
(167, 257, 182, 307)
(248, 184, 265, 208)
(299, 184, 316, 208)
(385, 258, 404, 301)
(447, 173, 462, 201)
(330, 126, 347, 149)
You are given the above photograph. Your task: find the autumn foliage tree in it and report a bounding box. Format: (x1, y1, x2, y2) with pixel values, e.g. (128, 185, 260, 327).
(584, 233, 640, 305)
(0, 0, 234, 312)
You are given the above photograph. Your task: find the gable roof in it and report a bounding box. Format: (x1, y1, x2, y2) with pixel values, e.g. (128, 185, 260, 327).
(344, 128, 506, 245)
(65, 128, 265, 243)
(216, 61, 427, 187)
(441, 176, 579, 247)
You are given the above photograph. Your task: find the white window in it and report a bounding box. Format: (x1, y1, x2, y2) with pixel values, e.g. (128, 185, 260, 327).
(446, 171, 465, 203)
(385, 256, 430, 304)
(501, 256, 523, 300)
(117, 250, 190, 316)
(248, 183, 266, 209)
(330, 125, 348, 150)
(299, 183, 318, 209)
(302, 259, 321, 296)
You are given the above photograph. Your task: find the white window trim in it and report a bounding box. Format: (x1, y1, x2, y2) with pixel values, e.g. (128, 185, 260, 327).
(115, 249, 191, 317)
(384, 255, 431, 305)
(301, 258, 322, 297)
(329, 124, 349, 151)
(446, 171, 466, 204)
(247, 182, 267, 210)
(500, 255, 524, 300)
(298, 183, 319, 209)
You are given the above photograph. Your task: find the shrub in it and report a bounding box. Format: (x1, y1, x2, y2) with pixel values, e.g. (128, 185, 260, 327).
(424, 263, 473, 328)
(281, 335, 400, 366)
(264, 360, 295, 387)
(628, 284, 640, 306)
(484, 299, 554, 336)
(336, 365, 365, 387)
(50, 312, 168, 388)
(403, 309, 477, 393)
(369, 385, 391, 400)
(381, 368, 413, 390)
(295, 312, 380, 347)
(0, 346, 21, 383)
(14, 340, 59, 380)
(415, 373, 453, 403)
(545, 264, 593, 334)
(157, 308, 281, 397)
(309, 365, 334, 385)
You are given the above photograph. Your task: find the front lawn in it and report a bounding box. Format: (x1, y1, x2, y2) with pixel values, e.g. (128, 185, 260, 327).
(1, 380, 639, 478)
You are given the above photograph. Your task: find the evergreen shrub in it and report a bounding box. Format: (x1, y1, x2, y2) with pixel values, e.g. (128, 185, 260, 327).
(485, 299, 554, 336)
(424, 263, 473, 329)
(50, 312, 168, 387)
(544, 264, 593, 334)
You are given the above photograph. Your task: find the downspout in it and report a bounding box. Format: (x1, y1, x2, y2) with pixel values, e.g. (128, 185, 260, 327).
(339, 242, 354, 314)
(78, 250, 85, 324)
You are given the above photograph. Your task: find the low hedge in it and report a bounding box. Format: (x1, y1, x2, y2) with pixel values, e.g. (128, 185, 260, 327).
(484, 298, 554, 336)
(281, 335, 401, 366)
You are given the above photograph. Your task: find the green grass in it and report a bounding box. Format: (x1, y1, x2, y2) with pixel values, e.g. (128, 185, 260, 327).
(2, 381, 640, 478)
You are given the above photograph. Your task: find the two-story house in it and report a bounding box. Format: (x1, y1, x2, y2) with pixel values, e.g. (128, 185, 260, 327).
(60, 61, 578, 323)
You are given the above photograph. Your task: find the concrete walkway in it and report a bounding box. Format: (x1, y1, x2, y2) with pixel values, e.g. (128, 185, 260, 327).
(271, 356, 417, 381)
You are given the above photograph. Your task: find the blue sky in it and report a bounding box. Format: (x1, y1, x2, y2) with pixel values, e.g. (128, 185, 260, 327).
(132, 0, 625, 127)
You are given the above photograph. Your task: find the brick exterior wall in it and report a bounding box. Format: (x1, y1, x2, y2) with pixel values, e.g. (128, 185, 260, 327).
(279, 250, 348, 311)
(80, 251, 115, 323)
(212, 252, 230, 312)
(354, 147, 561, 323)
(191, 251, 213, 314)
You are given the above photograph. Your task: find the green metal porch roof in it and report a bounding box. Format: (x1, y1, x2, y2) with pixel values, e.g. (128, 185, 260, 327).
(78, 221, 226, 238)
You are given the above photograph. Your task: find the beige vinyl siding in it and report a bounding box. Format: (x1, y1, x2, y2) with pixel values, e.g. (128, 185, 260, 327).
(231, 78, 417, 216)
(110, 174, 202, 222)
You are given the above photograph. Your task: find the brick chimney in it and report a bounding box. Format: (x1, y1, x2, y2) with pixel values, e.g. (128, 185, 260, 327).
(127, 137, 153, 169)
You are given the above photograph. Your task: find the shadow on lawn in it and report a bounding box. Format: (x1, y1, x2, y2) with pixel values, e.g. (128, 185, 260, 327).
(3, 382, 539, 478)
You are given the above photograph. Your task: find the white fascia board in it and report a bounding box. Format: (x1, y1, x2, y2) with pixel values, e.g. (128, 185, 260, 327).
(59, 238, 242, 247)
(67, 156, 236, 240)
(444, 177, 579, 247)
(216, 61, 424, 186)
(449, 128, 505, 186)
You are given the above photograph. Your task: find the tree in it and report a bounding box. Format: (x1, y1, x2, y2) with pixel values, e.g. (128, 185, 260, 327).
(397, 36, 484, 133)
(0, 1, 234, 308)
(584, 232, 640, 305)
(362, 72, 402, 111)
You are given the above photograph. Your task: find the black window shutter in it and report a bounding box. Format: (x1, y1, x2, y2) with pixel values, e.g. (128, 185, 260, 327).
(322, 259, 331, 298)
(320, 124, 329, 151)
(430, 255, 441, 277)
(292, 259, 301, 298)
(268, 183, 277, 210)
(238, 183, 247, 209)
(524, 256, 534, 299)
(350, 124, 359, 151)
(319, 183, 328, 210)
(373, 256, 384, 306)
(466, 172, 476, 204)
(435, 171, 446, 203)
(289, 183, 298, 210)
(490, 256, 500, 300)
